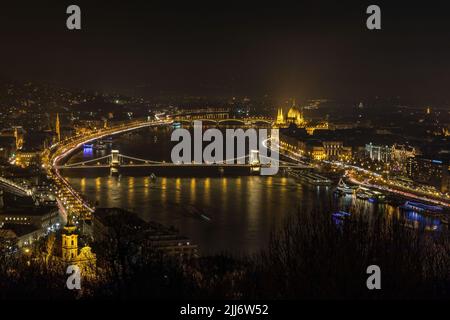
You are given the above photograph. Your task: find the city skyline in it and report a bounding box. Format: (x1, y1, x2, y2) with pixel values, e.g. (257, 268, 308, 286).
(0, 0, 449, 307)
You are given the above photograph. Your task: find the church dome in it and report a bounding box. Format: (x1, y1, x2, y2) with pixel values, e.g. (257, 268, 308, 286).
(287, 107, 300, 119)
(286, 105, 305, 126)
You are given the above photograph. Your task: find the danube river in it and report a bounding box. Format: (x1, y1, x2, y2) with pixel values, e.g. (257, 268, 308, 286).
(63, 126, 443, 255)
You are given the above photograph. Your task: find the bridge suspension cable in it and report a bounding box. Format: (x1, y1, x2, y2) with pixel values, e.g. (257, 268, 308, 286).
(59, 152, 312, 169)
(119, 154, 164, 164)
(62, 154, 113, 167)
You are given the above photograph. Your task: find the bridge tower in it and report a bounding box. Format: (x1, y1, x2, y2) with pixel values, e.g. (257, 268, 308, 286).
(110, 150, 120, 175)
(250, 149, 260, 165)
(250, 149, 261, 174)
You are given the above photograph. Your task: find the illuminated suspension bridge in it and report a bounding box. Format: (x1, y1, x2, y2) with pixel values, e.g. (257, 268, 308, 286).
(45, 116, 307, 221)
(57, 149, 312, 174)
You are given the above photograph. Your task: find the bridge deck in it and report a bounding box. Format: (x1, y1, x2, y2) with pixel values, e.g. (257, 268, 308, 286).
(58, 163, 310, 169)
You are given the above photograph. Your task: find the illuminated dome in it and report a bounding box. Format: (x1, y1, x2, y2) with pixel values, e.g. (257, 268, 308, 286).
(287, 107, 300, 119)
(274, 99, 307, 127)
(286, 106, 304, 126)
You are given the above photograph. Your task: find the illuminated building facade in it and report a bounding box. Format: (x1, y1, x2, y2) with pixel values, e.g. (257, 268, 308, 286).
(275, 99, 328, 134)
(0, 207, 59, 228)
(407, 156, 450, 192)
(305, 141, 327, 161)
(443, 127, 449, 137)
(392, 144, 416, 162)
(365, 143, 392, 162)
(15, 150, 40, 167)
(61, 221, 96, 267)
(276, 100, 305, 127)
(306, 122, 329, 135)
(286, 108, 305, 127)
(323, 141, 345, 160)
(0, 224, 44, 248)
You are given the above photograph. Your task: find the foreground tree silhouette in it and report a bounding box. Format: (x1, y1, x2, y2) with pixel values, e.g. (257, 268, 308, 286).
(241, 208, 449, 299)
(0, 206, 448, 299)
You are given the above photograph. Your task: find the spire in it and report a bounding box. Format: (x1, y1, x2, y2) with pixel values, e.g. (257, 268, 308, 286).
(64, 214, 77, 234)
(296, 113, 303, 126)
(14, 127, 20, 150)
(56, 113, 61, 142)
(276, 107, 285, 125)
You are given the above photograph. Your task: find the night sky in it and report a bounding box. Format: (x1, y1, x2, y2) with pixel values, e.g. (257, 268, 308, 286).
(1, 0, 450, 100)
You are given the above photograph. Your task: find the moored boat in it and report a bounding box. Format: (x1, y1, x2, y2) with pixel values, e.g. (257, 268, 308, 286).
(400, 201, 443, 214)
(335, 178, 356, 195)
(331, 211, 351, 220)
(289, 170, 332, 186)
(355, 187, 385, 203)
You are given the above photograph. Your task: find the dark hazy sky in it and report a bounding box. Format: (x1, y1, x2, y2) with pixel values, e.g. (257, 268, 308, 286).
(1, 0, 450, 100)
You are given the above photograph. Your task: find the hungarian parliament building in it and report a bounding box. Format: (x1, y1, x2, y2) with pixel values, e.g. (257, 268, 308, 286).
(275, 100, 329, 135)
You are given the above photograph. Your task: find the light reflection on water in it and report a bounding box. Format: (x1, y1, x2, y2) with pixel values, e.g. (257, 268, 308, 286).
(67, 175, 445, 254)
(64, 127, 446, 254)
(67, 175, 324, 254)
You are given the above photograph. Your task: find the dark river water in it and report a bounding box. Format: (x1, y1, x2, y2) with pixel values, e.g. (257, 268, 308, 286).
(63, 126, 444, 255)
